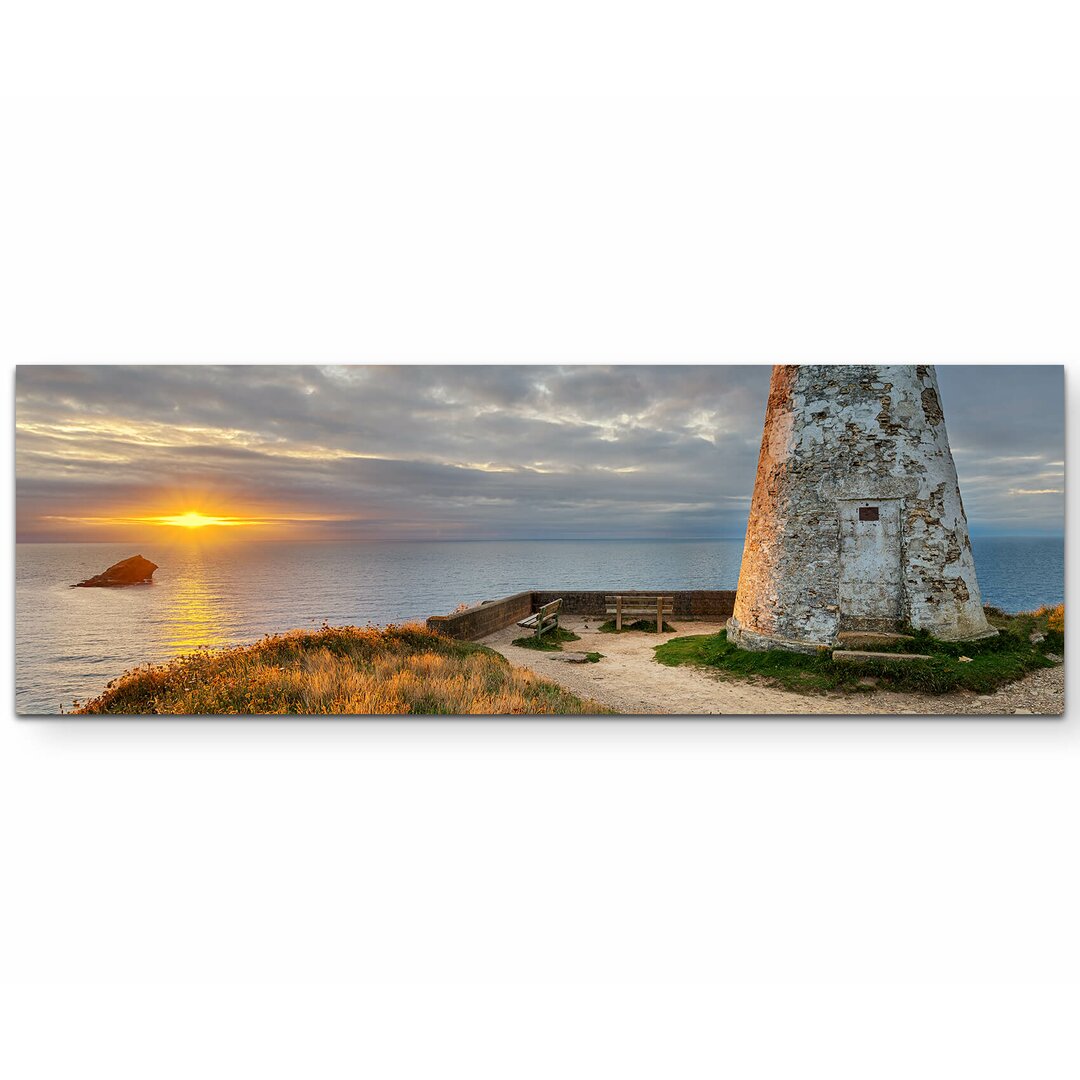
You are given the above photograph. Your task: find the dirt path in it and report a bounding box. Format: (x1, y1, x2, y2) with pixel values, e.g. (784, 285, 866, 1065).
(480, 618, 1065, 715)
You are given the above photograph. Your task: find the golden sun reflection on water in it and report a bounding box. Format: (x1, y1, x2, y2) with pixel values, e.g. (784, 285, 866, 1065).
(162, 559, 229, 651)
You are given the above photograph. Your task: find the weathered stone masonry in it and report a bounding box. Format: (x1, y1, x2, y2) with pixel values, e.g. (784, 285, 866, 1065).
(727, 364, 995, 651)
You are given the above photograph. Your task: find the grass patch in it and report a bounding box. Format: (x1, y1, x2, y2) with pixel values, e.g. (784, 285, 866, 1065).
(74, 623, 610, 715)
(510, 627, 582, 651)
(654, 606, 1062, 696)
(598, 618, 676, 634)
(984, 603, 1063, 653)
(584, 652, 604, 663)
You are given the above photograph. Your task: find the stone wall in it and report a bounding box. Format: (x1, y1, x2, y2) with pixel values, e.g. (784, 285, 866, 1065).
(426, 591, 533, 641)
(428, 589, 737, 640)
(532, 590, 736, 620)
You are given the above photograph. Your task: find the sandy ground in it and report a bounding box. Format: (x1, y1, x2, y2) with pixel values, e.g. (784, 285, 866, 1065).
(480, 617, 1065, 716)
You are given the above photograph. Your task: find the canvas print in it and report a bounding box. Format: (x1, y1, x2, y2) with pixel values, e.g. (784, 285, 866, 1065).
(15, 364, 1064, 716)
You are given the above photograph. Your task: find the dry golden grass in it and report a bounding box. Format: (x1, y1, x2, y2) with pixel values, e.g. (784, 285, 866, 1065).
(1034, 603, 1064, 634)
(73, 623, 610, 716)
(986, 602, 1065, 643)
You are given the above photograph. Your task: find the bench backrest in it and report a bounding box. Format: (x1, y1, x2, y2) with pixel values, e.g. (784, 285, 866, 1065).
(538, 598, 562, 618)
(604, 595, 674, 613)
(534, 597, 562, 636)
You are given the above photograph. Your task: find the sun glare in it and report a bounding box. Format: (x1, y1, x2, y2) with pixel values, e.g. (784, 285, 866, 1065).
(41, 507, 352, 537)
(156, 511, 247, 529)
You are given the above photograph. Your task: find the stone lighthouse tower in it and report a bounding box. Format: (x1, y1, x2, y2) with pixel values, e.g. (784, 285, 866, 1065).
(727, 365, 995, 652)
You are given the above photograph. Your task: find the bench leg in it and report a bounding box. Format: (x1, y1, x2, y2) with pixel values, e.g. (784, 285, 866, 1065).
(616, 596, 622, 631)
(657, 597, 663, 633)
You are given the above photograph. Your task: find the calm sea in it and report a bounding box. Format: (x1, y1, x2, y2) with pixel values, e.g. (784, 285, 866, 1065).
(14, 537, 1064, 714)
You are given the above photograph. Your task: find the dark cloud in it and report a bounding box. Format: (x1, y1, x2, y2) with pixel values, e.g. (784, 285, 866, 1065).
(936, 365, 1064, 533)
(14, 365, 1064, 541)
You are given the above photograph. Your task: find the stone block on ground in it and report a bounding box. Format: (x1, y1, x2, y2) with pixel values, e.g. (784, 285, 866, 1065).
(831, 649, 933, 664)
(836, 631, 915, 649)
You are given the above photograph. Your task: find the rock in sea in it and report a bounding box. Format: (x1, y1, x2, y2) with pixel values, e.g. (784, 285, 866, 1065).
(72, 554, 158, 588)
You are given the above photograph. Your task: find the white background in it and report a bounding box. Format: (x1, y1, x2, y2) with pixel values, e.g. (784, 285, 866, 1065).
(1, 4, 1077, 1077)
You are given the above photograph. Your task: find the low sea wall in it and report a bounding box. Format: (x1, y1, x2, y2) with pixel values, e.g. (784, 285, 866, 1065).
(426, 591, 534, 641)
(532, 590, 737, 620)
(427, 589, 737, 641)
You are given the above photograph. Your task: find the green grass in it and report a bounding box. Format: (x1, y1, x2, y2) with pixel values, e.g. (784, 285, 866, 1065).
(584, 652, 604, 663)
(654, 607, 1062, 696)
(510, 627, 582, 651)
(73, 623, 610, 715)
(598, 618, 676, 634)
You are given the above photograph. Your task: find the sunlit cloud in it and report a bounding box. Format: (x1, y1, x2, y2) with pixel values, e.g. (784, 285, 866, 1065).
(41, 511, 356, 531)
(14, 364, 1065, 542)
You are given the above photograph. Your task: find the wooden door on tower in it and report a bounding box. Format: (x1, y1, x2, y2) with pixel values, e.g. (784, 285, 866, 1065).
(838, 499, 903, 631)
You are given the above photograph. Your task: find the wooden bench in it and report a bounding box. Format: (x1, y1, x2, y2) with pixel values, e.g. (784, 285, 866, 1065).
(516, 598, 563, 638)
(605, 595, 674, 633)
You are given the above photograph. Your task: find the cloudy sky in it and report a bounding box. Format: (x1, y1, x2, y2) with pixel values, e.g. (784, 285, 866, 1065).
(15, 365, 1064, 543)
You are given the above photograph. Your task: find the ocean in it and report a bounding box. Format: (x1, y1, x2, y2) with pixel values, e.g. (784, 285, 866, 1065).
(14, 537, 1065, 714)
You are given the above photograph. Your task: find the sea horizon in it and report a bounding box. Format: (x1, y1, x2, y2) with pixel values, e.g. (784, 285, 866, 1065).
(16, 531, 1066, 545)
(15, 535, 1065, 714)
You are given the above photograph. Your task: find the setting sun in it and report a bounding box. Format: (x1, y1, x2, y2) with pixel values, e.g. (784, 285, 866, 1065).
(155, 511, 252, 529)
